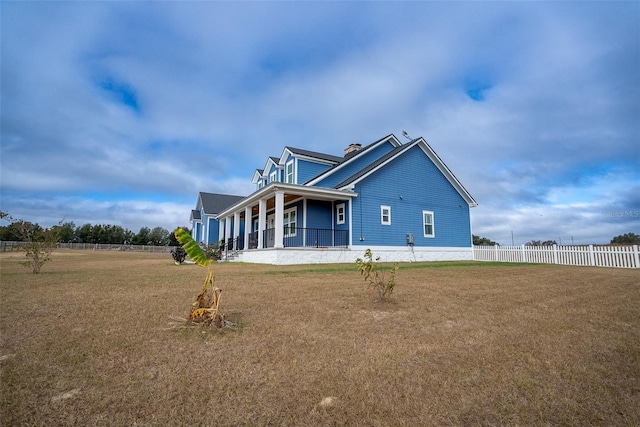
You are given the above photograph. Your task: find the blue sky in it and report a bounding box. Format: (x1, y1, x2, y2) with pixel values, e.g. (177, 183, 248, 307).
(1, 1, 638, 245)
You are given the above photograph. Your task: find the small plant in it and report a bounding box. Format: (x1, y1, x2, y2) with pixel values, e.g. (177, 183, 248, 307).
(170, 246, 187, 264)
(202, 243, 222, 260)
(1, 211, 61, 274)
(355, 249, 399, 300)
(174, 227, 230, 328)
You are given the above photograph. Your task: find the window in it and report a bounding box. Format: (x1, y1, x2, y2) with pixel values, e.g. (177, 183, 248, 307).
(286, 160, 294, 184)
(269, 171, 277, 183)
(336, 203, 345, 225)
(423, 210, 434, 237)
(381, 205, 391, 225)
(283, 208, 297, 236)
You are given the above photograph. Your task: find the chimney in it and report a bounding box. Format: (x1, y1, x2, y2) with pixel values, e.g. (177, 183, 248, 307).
(344, 143, 362, 156)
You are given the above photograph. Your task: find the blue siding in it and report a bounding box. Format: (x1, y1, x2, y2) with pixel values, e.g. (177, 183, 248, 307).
(298, 159, 333, 184)
(334, 200, 349, 232)
(208, 218, 219, 244)
(267, 163, 281, 183)
(306, 200, 332, 229)
(351, 145, 471, 247)
(194, 222, 202, 243)
(313, 142, 396, 188)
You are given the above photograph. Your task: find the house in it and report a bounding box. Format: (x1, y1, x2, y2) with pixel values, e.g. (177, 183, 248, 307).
(190, 133, 477, 264)
(190, 192, 244, 245)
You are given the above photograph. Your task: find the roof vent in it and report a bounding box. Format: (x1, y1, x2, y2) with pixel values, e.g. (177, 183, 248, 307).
(344, 143, 362, 156)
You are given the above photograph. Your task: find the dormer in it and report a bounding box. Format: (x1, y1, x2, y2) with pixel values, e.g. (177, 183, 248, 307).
(278, 146, 342, 186)
(263, 156, 282, 184)
(252, 169, 266, 190)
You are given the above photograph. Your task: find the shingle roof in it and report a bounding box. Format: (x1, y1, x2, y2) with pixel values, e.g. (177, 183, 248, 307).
(302, 134, 400, 185)
(199, 192, 245, 215)
(191, 209, 201, 220)
(333, 141, 416, 189)
(285, 146, 343, 163)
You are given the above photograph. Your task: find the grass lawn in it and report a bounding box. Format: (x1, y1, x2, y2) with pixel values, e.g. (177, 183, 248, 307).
(1, 250, 639, 426)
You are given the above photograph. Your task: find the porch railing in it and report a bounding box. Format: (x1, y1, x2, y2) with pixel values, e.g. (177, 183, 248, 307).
(245, 228, 348, 249)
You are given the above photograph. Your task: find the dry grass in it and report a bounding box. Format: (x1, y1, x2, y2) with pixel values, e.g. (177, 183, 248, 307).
(1, 250, 639, 426)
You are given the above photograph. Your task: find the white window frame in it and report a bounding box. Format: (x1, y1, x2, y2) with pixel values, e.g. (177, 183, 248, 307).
(336, 203, 345, 225)
(269, 171, 277, 183)
(283, 207, 297, 237)
(423, 210, 435, 237)
(381, 205, 391, 225)
(286, 160, 295, 184)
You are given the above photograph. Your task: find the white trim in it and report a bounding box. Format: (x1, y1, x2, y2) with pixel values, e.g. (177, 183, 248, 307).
(336, 203, 346, 225)
(335, 138, 477, 207)
(381, 205, 391, 225)
(305, 134, 401, 186)
(348, 198, 353, 247)
(216, 182, 356, 219)
(285, 159, 295, 184)
(283, 206, 297, 237)
(423, 210, 435, 238)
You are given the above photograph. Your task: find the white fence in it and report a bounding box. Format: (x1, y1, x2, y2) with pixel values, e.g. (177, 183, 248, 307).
(0, 241, 177, 254)
(473, 245, 639, 269)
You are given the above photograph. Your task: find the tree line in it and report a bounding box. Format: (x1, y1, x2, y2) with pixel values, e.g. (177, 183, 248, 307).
(473, 233, 640, 246)
(0, 220, 189, 247)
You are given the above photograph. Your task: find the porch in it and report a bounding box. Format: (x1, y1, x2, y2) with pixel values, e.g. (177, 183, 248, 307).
(216, 182, 357, 257)
(224, 227, 349, 251)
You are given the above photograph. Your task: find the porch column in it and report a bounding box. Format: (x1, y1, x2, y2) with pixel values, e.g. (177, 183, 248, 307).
(218, 219, 224, 246)
(348, 198, 353, 247)
(244, 206, 252, 250)
(274, 190, 284, 248)
(233, 211, 241, 250)
(225, 216, 232, 249)
(258, 198, 266, 249)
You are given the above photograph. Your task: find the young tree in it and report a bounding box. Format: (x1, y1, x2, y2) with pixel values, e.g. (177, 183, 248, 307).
(0, 211, 61, 274)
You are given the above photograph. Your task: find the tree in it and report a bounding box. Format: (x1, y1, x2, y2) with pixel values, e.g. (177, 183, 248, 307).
(610, 232, 640, 245)
(132, 227, 151, 245)
(56, 221, 77, 243)
(525, 240, 557, 246)
(473, 235, 498, 246)
(169, 227, 190, 246)
(148, 227, 170, 246)
(0, 211, 61, 274)
(75, 223, 94, 243)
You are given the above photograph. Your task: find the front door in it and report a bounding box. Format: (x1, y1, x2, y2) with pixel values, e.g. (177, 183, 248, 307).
(267, 214, 275, 247)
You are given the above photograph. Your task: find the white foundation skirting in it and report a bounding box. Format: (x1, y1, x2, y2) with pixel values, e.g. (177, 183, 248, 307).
(231, 246, 473, 265)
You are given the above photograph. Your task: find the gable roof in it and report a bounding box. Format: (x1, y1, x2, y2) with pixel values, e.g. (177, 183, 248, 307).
(190, 209, 202, 221)
(333, 141, 415, 189)
(280, 146, 343, 165)
(335, 137, 478, 207)
(197, 192, 245, 215)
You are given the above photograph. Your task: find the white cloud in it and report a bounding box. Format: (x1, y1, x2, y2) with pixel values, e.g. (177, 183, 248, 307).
(1, 1, 638, 242)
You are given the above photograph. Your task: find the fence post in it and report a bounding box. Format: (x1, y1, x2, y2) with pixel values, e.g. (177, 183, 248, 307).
(553, 244, 558, 265)
(633, 245, 639, 269)
(589, 244, 595, 266)
(494, 245, 499, 261)
(521, 245, 526, 263)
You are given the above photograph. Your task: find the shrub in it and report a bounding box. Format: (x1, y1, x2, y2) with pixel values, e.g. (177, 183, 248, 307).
(170, 246, 187, 264)
(355, 249, 398, 300)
